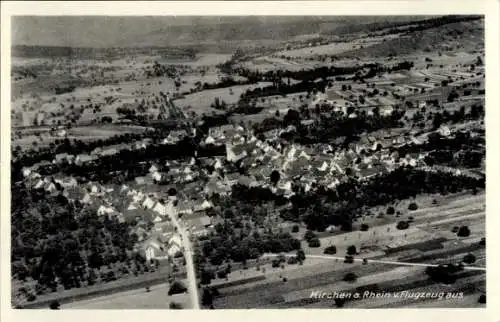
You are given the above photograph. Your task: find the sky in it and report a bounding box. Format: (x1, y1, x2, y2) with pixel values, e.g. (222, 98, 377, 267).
(11, 16, 429, 48)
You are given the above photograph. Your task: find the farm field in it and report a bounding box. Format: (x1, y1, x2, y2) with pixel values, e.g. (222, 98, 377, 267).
(64, 282, 191, 309)
(209, 192, 485, 309)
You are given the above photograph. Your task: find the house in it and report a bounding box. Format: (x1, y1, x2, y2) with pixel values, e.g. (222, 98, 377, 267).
(75, 154, 97, 166)
(204, 135, 216, 145)
(44, 182, 58, 194)
(54, 153, 73, 164)
(438, 125, 451, 137)
(54, 176, 78, 188)
(152, 202, 167, 216)
(33, 179, 45, 190)
(151, 171, 164, 182)
(80, 193, 92, 204)
(97, 205, 115, 216)
(194, 200, 213, 213)
(142, 197, 156, 209)
(149, 164, 161, 174)
(165, 129, 188, 144)
(167, 235, 183, 257)
(135, 176, 147, 185)
(63, 186, 86, 201)
(57, 129, 67, 137)
(213, 158, 224, 170)
(177, 201, 194, 216)
(22, 167, 32, 178)
(143, 240, 168, 262)
(226, 142, 248, 163)
(99, 147, 119, 157)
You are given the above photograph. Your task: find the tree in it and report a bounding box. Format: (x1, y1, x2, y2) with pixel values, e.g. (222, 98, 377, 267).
(479, 237, 485, 246)
(396, 221, 410, 230)
(308, 237, 321, 248)
(169, 302, 183, 309)
(202, 288, 214, 307)
(291, 225, 299, 233)
(346, 245, 357, 255)
(386, 206, 395, 215)
(408, 202, 418, 211)
(270, 170, 281, 186)
(334, 298, 346, 307)
(478, 294, 486, 304)
(323, 245, 337, 255)
(457, 226, 471, 237)
(462, 253, 476, 264)
(296, 249, 306, 262)
(168, 187, 177, 196)
(49, 300, 60, 310)
(168, 280, 187, 295)
(360, 224, 369, 231)
(201, 268, 215, 285)
(304, 230, 317, 242)
(343, 272, 358, 282)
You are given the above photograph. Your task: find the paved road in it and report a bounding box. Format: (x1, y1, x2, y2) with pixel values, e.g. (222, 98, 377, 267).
(264, 254, 486, 272)
(167, 212, 201, 309)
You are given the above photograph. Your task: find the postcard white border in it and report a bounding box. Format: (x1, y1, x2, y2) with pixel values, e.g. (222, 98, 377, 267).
(1, 1, 499, 322)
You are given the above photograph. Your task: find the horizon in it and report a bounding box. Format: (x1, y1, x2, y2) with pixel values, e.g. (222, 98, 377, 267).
(11, 15, 442, 48)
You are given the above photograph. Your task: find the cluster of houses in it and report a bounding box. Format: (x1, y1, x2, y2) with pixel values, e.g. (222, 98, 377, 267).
(21, 164, 217, 263)
(21, 115, 464, 263)
(195, 123, 441, 197)
(51, 138, 154, 166)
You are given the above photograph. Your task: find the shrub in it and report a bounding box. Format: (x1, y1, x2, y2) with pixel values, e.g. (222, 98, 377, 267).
(304, 230, 317, 242)
(26, 293, 37, 302)
(334, 298, 346, 307)
(308, 237, 321, 248)
(478, 294, 486, 304)
(457, 226, 471, 237)
(462, 253, 476, 264)
(287, 257, 298, 265)
(292, 225, 300, 233)
(49, 301, 60, 310)
(296, 249, 306, 262)
(344, 256, 354, 264)
(346, 245, 357, 255)
(396, 221, 410, 230)
(343, 272, 358, 282)
(169, 302, 183, 309)
(360, 224, 369, 231)
(271, 259, 280, 268)
(217, 270, 228, 279)
(452, 226, 459, 233)
(479, 237, 485, 246)
(432, 199, 438, 205)
(408, 216, 414, 222)
(168, 280, 187, 295)
(386, 206, 395, 215)
(408, 202, 418, 211)
(324, 245, 337, 255)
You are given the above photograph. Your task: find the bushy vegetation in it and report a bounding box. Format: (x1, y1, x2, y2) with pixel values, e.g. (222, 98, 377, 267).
(323, 245, 337, 255)
(11, 186, 139, 293)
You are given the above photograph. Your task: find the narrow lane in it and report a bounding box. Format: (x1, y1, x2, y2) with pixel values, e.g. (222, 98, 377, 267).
(166, 211, 201, 309)
(263, 253, 486, 271)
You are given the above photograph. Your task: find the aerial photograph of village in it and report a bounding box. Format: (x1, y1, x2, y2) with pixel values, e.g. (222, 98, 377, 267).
(10, 15, 486, 309)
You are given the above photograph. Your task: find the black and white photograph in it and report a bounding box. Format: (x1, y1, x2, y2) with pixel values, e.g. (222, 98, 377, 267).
(1, 1, 499, 316)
